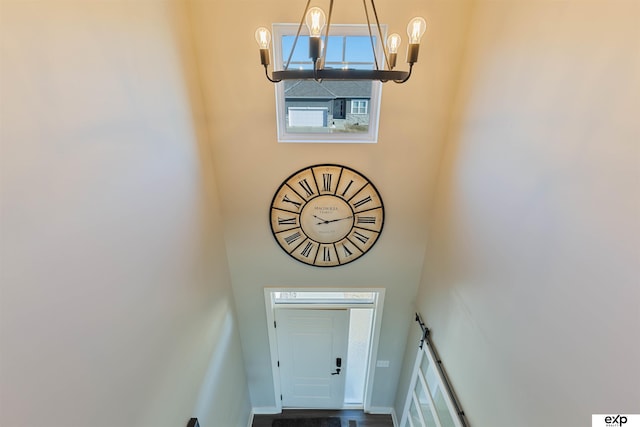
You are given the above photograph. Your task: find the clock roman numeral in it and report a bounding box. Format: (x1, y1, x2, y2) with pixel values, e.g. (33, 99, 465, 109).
(342, 245, 353, 257)
(298, 179, 315, 197)
(323, 247, 331, 262)
(277, 217, 297, 225)
(301, 241, 314, 258)
(322, 174, 332, 192)
(284, 232, 302, 246)
(353, 231, 369, 244)
(282, 194, 302, 209)
(357, 216, 376, 224)
(341, 180, 354, 197)
(353, 195, 372, 208)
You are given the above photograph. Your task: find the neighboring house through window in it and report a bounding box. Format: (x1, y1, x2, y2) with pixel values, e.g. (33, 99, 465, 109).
(271, 24, 385, 143)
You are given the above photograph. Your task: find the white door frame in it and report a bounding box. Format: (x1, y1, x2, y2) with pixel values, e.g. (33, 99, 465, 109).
(264, 287, 386, 412)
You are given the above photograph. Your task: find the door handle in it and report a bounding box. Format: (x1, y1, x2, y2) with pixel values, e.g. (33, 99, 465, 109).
(331, 357, 342, 375)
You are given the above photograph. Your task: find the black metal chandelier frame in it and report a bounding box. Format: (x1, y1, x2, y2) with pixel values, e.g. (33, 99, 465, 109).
(258, 0, 423, 84)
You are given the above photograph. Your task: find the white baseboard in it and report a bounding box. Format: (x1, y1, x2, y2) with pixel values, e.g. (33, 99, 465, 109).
(367, 406, 393, 414)
(391, 408, 399, 426)
(252, 406, 281, 415)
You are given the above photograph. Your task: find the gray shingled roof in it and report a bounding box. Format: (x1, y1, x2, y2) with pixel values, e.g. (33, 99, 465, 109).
(284, 80, 372, 99)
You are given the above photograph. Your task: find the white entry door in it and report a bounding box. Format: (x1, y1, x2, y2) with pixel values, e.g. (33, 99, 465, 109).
(275, 309, 349, 408)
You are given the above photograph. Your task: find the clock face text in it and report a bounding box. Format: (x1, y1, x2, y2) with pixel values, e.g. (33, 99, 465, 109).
(270, 164, 384, 267)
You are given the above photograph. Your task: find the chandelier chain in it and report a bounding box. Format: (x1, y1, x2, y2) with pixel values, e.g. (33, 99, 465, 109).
(368, 0, 392, 71)
(284, 0, 312, 71)
(362, 0, 380, 71)
(320, 0, 335, 71)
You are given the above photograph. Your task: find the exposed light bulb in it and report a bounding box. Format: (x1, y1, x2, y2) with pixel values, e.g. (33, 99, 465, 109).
(255, 27, 272, 66)
(406, 17, 427, 44)
(305, 7, 326, 38)
(305, 7, 326, 63)
(406, 17, 426, 64)
(387, 33, 401, 54)
(386, 33, 401, 70)
(255, 27, 271, 49)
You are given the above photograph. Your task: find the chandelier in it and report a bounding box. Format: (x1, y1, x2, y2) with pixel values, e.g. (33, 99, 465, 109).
(255, 0, 426, 84)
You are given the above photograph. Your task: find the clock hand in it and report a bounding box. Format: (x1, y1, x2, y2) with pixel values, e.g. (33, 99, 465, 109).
(326, 215, 353, 224)
(313, 214, 330, 223)
(316, 215, 353, 225)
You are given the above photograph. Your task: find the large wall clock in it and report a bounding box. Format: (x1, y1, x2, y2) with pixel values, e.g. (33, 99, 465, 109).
(270, 164, 384, 267)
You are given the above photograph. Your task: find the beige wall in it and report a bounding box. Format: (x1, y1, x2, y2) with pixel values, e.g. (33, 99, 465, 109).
(187, 0, 473, 411)
(0, 1, 250, 426)
(416, 0, 640, 425)
(3, 0, 637, 424)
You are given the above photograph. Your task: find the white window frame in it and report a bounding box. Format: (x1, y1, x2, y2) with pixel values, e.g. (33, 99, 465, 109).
(271, 23, 385, 144)
(350, 99, 369, 114)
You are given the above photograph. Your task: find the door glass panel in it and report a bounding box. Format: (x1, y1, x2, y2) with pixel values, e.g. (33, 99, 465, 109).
(273, 291, 375, 304)
(409, 398, 424, 427)
(421, 354, 440, 397)
(344, 308, 373, 404)
(433, 387, 456, 427)
(420, 351, 456, 427)
(403, 341, 464, 427)
(415, 377, 438, 427)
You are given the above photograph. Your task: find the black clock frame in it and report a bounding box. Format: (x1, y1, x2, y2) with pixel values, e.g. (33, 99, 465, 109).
(269, 163, 385, 267)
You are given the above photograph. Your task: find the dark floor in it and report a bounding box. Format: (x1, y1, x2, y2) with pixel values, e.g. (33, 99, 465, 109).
(251, 409, 394, 427)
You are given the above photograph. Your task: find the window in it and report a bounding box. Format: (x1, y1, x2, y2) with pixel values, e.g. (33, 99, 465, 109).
(273, 291, 376, 304)
(272, 24, 385, 143)
(351, 100, 368, 114)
